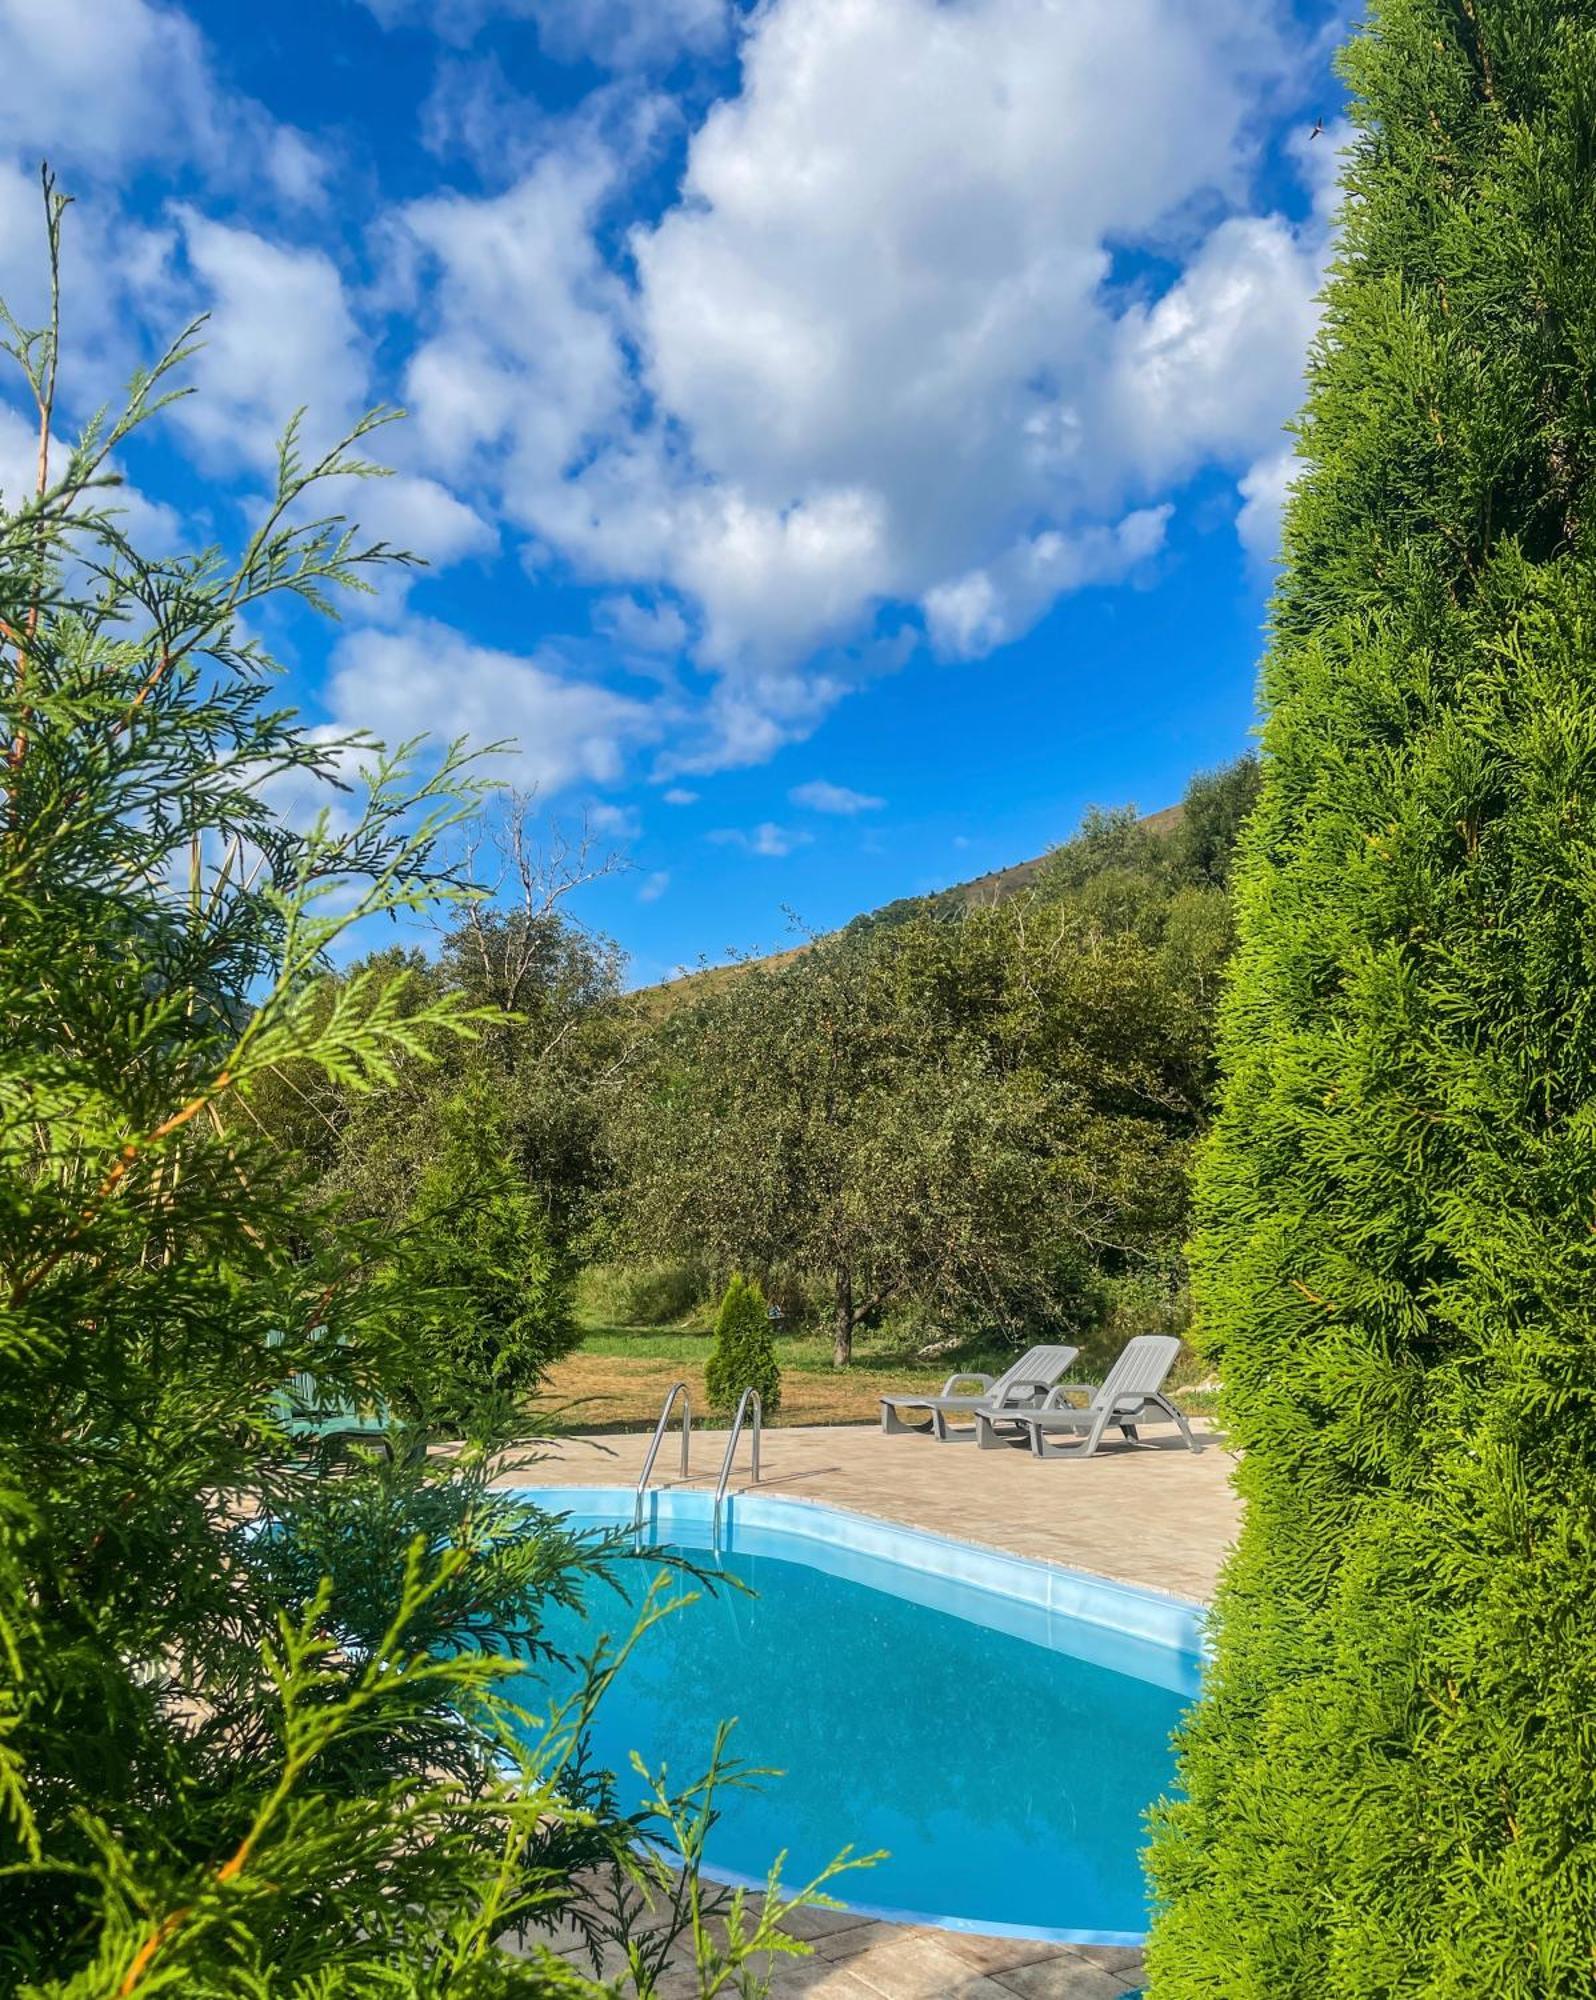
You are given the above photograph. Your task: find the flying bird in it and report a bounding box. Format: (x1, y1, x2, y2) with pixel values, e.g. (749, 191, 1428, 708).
(1310, 117, 1325, 139)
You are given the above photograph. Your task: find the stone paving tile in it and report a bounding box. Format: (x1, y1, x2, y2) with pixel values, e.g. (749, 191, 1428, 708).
(1068, 1945, 1144, 1989)
(808, 1921, 893, 1962)
(936, 1932, 1063, 1976)
(830, 1932, 1017, 1999)
(649, 1966, 714, 2000)
(780, 1904, 887, 1941)
(552, 1936, 632, 1984)
(989, 1953, 1134, 1998)
(766, 1962, 895, 1999)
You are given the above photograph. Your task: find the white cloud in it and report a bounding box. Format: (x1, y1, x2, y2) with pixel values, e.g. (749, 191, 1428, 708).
(352, 471, 497, 569)
(791, 778, 883, 815)
(661, 786, 698, 805)
(0, 401, 45, 511)
(925, 506, 1172, 659)
(396, 139, 634, 491)
(0, 165, 186, 412)
(390, 0, 1330, 758)
(587, 799, 640, 838)
(325, 620, 661, 794)
(1107, 214, 1325, 487)
(1236, 446, 1302, 563)
(160, 210, 493, 592)
(420, 53, 547, 177)
(250, 728, 372, 842)
(597, 593, 690, 654)
(262, 126, 334, 209)
(524, 0, 729, 67)
(0, 154, 40, 284)
(1220, 116, 1352, 561)
(0, 0, 217, 171)
(708, 821, 813, 859)
(628, 0, 1280, 604)
(663, 666, 850, 775)
(363, 0, 729, 67)
(0, 0, 327, 202)
(172, 209, 367, 467)
(637, 868, 670, 901)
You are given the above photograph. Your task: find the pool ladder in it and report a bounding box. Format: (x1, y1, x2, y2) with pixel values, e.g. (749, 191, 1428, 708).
(633, 1380, 692, 1530)
(631, 1381, 762, 1538)
(712, 1386, 762, 1541)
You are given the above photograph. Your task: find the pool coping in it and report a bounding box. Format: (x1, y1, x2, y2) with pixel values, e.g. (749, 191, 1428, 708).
(511, 1481, 1208, 1661)
(505, 1481, 1205, 1950)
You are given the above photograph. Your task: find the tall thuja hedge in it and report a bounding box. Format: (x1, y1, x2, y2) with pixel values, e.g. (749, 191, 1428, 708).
(1146, 5, 1596, 1996)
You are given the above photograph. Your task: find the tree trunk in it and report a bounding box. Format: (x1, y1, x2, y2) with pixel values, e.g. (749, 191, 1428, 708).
(832, 1266, 853, 1368)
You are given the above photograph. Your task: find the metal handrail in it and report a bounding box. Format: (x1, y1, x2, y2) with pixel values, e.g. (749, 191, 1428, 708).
(633, 1380, 692, 1530)
(712, 1387, 762, 1540)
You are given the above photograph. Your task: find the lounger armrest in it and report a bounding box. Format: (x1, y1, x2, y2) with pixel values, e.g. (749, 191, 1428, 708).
(940, 1371, 993, 1396)
(1043, 1381, 1097, 1410)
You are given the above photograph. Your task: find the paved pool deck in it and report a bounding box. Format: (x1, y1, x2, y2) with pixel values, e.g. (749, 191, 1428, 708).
(496, 1418, 1238, 1997)
(493, 1415, 1238, 1602)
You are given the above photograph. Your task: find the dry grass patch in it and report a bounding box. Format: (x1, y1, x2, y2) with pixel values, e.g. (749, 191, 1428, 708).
(538, 1350, 960, 1431)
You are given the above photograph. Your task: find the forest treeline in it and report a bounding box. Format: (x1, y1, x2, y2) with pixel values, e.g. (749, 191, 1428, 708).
(251, 755, 1260, 1413)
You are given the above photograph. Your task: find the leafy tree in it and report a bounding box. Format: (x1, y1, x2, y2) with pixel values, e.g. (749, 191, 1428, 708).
(244, 808, 633, 1431)
(1147, 9, 1596, 1995)
(609, 930, 1048, 1365)
(1170, 754, 1261, 888)
(0, 181, 838, 1996)
(389, 1084, 581, 1433)
(608, 880, 1217, 1365)
(704, 1273, 781, 1416)
(254, 807, 634, 1285)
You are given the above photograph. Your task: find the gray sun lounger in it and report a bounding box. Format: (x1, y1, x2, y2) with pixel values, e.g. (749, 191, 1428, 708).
(880, 1343, 1080, 1440)
(974, 1334, 1199, 1458)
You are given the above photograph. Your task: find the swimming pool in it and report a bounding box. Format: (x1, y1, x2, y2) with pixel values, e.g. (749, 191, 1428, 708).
(504, 1487, 1202, 1946)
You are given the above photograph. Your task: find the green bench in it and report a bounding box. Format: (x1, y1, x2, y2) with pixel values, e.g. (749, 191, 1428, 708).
(265, 1335, 406, 1466)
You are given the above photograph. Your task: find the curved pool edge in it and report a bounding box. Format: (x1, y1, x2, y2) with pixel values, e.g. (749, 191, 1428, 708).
(690, 1856, 1150, 1950)
(506, 1481, 1209, 1664)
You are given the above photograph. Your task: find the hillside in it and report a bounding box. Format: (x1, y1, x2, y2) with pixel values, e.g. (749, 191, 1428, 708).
(639, 797, 1187, 1011)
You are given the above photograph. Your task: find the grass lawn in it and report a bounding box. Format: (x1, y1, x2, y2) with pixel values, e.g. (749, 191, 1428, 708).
(540, 1319, 1215, 1432)
(540, 1321, 1017, 1430)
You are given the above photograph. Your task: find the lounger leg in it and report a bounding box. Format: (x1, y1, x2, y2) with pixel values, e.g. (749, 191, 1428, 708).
(1080, 1408, 1115, 1458)
(881, 1402, 927, 1435)
(1153, 1394, 1201, 1452)
(1034, 1408, 1114, 1460)
(976, 1411, 1008, 1450)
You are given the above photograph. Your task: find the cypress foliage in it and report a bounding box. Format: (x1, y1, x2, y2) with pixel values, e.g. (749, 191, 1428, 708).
(1146, 4, 1596, 1994)
(705, 1274, 782, 1416)
(0, 189, 843, 1994)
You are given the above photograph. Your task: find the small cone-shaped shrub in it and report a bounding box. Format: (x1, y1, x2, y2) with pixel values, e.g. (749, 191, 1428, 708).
(1147, 5, 1596, 1995)
(705, 1272, 782, 1416)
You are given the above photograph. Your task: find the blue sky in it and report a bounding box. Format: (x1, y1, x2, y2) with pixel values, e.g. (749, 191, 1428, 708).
(0, 0, 1347, 984)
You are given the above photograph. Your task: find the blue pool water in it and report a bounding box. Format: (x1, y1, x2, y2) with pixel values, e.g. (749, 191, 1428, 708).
(503, 1495, 1193, 1942)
